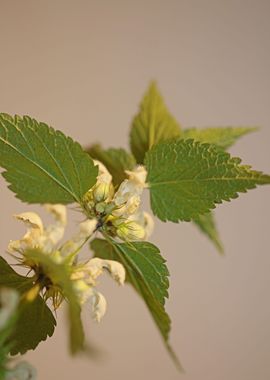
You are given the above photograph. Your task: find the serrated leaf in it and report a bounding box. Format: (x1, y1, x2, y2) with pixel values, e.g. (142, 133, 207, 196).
(193, 212, 224, 254)
(0, 113, 98, 204)
(182, 126, 257, 150)
(90, 239, 181, 368)
(23, 249, 84, 354)
(130, 82, 181, 163)
(0, 256, 56, 355)
(145, 139, 270, 222)
(87, 144, 136, 186)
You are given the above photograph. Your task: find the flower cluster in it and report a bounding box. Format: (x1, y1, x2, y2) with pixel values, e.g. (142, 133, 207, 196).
(83, 161, 154, 241)
(8, 205, 125, 323)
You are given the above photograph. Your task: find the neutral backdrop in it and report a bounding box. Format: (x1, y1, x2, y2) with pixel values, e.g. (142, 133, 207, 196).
(0, 1, 270, 379)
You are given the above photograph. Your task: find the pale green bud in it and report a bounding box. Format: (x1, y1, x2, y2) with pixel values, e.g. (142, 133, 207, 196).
(116, 220, 145, 241)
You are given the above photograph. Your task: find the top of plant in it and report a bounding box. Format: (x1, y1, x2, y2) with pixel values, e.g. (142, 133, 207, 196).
(0, 81, 269, 372)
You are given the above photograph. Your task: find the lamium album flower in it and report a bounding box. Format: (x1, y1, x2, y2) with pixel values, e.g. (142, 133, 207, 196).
(7, 204, 125, 323)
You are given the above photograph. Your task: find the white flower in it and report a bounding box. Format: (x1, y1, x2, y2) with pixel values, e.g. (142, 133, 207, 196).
(72, 257, 125, 322)
(0, 288, 19, 329)
(5, 361, 37, 380)
(114, 219, 146, 241)
(8, 205, 66, 254)
(8, 206, 98, 259)
(112, 166, 147, 219)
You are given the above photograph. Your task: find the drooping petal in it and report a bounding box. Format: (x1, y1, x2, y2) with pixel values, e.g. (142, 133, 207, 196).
(90, 290, 107, 323)
(8, 212, 44, 252)
(84, 257, 125, 285)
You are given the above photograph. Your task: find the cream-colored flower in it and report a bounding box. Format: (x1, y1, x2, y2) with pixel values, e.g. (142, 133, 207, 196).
(128, 211, 155, 240)
(125, 165, 147, 187)
(71, 257, 125, 322)
(0, 288, 19, 329)
(8, 205, 66, 254)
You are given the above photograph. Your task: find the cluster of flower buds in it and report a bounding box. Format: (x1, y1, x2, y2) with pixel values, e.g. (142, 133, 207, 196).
(8, 206, 125, 323)
(83, 161, 154, 242)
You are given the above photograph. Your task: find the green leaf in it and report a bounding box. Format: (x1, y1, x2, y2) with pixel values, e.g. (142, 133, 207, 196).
(87, 144, 136, 186)
(0, 113, 98, 204)
(145, 139, 270, 222)
(182, 126, 257, 150)
(90, 239, 181, 368)
(130, 82, 181, 163)
(193, 212, 224, 254)
(0, 256, 56, 355)
(23, 249, 84, 354)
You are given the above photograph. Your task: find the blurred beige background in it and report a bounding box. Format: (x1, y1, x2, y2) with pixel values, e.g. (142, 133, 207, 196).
(0, 0, 270, 379)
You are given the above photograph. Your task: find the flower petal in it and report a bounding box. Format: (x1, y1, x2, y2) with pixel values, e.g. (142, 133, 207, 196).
(90, 290, 107, 323)
(8, 212, 44, 252)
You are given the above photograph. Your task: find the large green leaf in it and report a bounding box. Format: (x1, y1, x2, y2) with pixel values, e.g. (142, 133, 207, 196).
(91, 239, 181, 367)
(182, 126, 257, 150)
(193, 212, 224, 254)
(145, 139, 270, 222)
(23, 249, 84, 354)
(87, 144, 136, 186)
(130, 82, 181, 163)
(0, 256, 56, 355)
(0, 113, 98, 204)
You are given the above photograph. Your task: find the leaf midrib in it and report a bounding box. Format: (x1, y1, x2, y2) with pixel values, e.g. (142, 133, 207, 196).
(0, 135, 79, 203)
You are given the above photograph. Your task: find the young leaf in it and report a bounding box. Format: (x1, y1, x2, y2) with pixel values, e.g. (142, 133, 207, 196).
(130, 82, 181, 163)
(182, 126, 257, 150)
(23, 249, 84, 355)
(87, 144, 136, 186)
(0, 256, 56, 355)
(193, 212, 224, 254)
(0, 114, 98, 204)
(90, 239, 181, 368)
(145, 139, 270, 222)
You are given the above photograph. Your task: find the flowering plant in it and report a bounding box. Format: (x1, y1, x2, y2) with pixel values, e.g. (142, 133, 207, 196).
(0, 82, 269, 378)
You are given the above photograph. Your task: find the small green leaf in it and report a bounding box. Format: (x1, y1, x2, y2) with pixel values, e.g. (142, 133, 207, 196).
(182, 126, 257, 150)
(0, 114, 98, 204)
(145, 139, 270, 222)
(130, 82, 181, 163)
(23, 249, 84, 354)
(87, 144, 136, 186)
(193, 212, 224, 254)
(91, 239, 181, 368)
(0, 256, 56, 355)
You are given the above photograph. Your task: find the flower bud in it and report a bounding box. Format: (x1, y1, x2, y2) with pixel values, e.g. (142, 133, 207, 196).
(115, 220, 145, 241)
